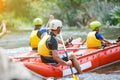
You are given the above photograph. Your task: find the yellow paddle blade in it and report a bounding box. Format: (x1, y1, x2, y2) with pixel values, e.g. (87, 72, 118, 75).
(72, 74, 79, 80)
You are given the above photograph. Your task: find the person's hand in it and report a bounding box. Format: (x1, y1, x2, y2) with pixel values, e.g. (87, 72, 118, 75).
(117, 42, 120, 45)
(66, 60, 72, 66)
(49, 15, 54, 20)
(81, 42, 84, 45)
(116, 36, 120, 43)
(65, 37, 73, 46)
(106, 42, 113, 46)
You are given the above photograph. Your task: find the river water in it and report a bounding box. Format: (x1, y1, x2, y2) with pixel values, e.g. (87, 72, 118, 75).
(0, 27, 120, 80)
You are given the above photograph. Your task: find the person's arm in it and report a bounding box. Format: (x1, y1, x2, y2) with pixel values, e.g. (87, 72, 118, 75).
(0, 20, 7, 38)
(52, 50, 72, 66)
(52, 50, 67, 65)
(56, 36, 63, 44)
(81, 39, 86, 45)
(56, 36, 73, 46)
(49, 36, 72, 65)
(96, 32, 112, 45)
(102, 39, 112, 45)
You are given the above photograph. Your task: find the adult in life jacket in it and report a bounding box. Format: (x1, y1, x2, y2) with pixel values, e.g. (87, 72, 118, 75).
(29, 18, 49, 51)
(30, 16, 72, 51)
(82, 21, 112, 48)
(38, 19, 82, 74)
(45, 15, 73, 46)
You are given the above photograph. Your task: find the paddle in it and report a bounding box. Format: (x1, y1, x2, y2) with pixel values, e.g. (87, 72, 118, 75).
(60, 33, 79, 80)
(45, 15, 54, 28)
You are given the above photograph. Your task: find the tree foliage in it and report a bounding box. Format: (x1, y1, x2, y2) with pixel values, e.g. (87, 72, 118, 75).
(5, 0, 31, 18)
(0, 0, 120, 29)
(109, 6, 120, 25)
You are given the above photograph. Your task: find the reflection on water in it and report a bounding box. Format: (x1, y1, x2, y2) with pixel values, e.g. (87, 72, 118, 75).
(0, 27, 120, 80)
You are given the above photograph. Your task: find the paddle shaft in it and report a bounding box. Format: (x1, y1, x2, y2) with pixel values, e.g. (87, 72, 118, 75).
(45, 15, 54, 28)
(60, 33, 74, 75)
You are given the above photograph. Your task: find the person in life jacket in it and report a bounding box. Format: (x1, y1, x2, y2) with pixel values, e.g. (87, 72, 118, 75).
(82, 21, 112, 48)
(45, 15, 73, 46)
(38, 19, 82, 74)
(30, 16, 72, 51)
(29, 18, 49, 51)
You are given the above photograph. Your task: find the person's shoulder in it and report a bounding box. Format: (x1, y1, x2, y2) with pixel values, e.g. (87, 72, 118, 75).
(40, 28, 48, 30)
(96, 32, 104, 39)
(39, 28, 48, 32)
(96, 32, 102, 35)
(50, 36, 57, 42)
(51, 35, 56, 40)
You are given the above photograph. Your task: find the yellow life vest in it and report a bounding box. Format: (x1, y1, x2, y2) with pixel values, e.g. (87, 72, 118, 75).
(38, 34, 52, 57)
(86, 31, 102, 48)
(30, 30, 41, 48)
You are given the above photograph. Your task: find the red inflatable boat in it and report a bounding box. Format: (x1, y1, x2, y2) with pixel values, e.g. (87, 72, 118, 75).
(13, 38, 120, 78)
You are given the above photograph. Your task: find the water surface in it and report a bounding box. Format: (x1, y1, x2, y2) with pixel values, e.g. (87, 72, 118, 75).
(0, 27, 120, 80)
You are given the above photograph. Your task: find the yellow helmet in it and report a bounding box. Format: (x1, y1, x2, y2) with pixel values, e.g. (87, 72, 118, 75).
(33, 18, 43, 26)
(90, 21, 101, 30)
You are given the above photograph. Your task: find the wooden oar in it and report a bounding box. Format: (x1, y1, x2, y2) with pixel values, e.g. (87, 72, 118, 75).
(60, 33, 79, 80)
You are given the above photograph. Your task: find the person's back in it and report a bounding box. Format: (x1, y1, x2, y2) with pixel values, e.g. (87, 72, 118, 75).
(86, 31, 102, 48)
(29, 18, 43, 51)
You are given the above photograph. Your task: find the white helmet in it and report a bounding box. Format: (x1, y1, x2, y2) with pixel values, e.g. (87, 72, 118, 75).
(49, 19, 62, 30)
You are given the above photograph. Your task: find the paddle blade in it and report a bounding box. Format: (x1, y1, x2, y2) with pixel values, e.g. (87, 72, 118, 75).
(72, 74, 79, 80)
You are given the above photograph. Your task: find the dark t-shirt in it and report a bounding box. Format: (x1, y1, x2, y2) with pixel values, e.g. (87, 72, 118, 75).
(46, 32, 58, 50)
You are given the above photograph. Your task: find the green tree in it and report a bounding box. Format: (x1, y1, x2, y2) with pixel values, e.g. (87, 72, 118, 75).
(1, 0, 120, 29)
(109, 6, 120, 25)
(5, 0, 31, 18)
